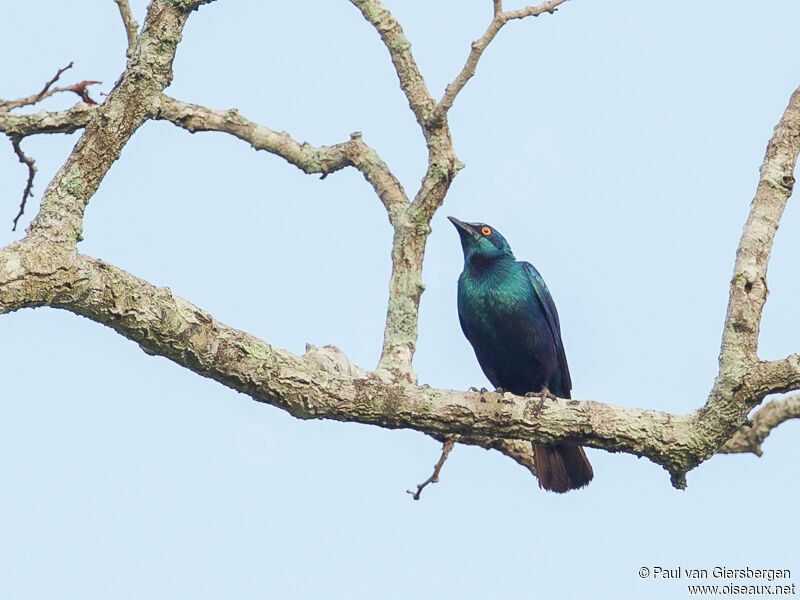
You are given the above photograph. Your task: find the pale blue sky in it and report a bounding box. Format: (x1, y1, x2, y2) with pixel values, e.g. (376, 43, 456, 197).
(1, 2, 800, 598)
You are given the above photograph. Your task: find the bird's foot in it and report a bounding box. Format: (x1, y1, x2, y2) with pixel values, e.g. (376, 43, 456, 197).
(494, 387, 506, 394)
(525, 387, 557, 416)
(468, 386, 490, 402)
(475, 387, 491, 402)
(524, 389, 558, 400)
(544, 389, 558, 402)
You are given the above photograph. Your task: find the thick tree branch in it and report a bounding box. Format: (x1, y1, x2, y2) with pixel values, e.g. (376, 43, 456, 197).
(428, 0, 569, 128)
(697, 84, 800, 452)
(718, 395, 800, 456)
(157, 96, 409, 220)
(3, 70, 799, 485)
(750, 355, 800, 399)
(718, 85, 800, 372)
(3, 1, 799, 494)
(346, 1, 571, 380)
(0, 242, 705, 482)
(346, 1, 568, 381)
(26, 0, 213, 244)
(0, 104, 94, 137)
(114, 0, 140, 58)
(345, 0, 463, 380)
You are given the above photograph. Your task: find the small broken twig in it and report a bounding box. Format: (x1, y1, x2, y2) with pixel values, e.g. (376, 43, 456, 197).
(62, 80, 102, 105)
(37, 62, 75, 100)
(9, 135, 37, 231)
(0, 64, 101, 111)
(407, 440, 455, 500)
(0, 62, 74, 112)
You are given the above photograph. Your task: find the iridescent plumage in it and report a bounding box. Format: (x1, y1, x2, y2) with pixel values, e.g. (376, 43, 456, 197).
(449, 216, 592, 493)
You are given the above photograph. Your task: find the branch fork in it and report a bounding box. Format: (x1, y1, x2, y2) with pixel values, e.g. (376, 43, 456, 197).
(1, 0, 799, 494)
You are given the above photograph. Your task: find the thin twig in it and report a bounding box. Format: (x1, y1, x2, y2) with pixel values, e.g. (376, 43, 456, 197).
(428, 0, 568, 127)
(0, 64, 101, 111)
(407, 440, 455, 500)
(0, 62, 73, 112)
(113, 0, 140, 58)
(37, 63, 75, 100)
(9, 135, 37, 231)
(503, 0, 566, 21)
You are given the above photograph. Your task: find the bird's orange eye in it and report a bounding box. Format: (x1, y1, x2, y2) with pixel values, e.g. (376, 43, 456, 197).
(481, 226, 492, 236)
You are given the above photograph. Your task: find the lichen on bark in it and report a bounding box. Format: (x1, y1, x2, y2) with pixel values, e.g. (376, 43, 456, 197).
(1, 0, 800, 491)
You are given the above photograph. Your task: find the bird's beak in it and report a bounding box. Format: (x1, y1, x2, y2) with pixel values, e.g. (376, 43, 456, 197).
(447, 216, 479, 237)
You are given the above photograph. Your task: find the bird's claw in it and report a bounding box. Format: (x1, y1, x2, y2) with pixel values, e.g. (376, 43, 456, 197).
(524, 390, 557, 399)
(468, 386, 490, 402)
(526, 388, 557, 417)
(494, 387, 505, 394)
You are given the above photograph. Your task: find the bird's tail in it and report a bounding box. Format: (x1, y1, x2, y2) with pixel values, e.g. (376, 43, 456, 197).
(532, 444, 593, 493)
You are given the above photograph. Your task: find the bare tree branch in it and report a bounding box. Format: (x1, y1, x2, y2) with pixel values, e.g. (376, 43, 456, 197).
(0, 64, 101, 112)
(0, 243, 705, 482)
(2, 0, 800, 494)
(348, 0, 436, 129)
(703, 84, 800, 429)
(719, 85, 800, 371)
(662, 83, 800, 488)
(0, 104, 94, 137)
(346, 0, 462, 380)
(503, 0, 567, 21)
(753, 355, 800, 397)
(8, 135, 37, 231)
(114, 0, 140, 58)
(719, 395, 800, 456)
(26, 0, 214, 244)
(0, 62, 74, 113)
(157, 96, 409, 218)
(408, 440, 454, 500)
(350, 1, 567, 383)
(429, 0, 569, 128)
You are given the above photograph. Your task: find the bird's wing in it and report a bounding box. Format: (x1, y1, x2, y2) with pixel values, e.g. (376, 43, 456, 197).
(521, 261, 572, 392)
(458, 300, 502, 388)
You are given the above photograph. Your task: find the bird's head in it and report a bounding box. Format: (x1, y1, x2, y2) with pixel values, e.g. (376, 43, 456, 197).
(448, 216, 514, 263)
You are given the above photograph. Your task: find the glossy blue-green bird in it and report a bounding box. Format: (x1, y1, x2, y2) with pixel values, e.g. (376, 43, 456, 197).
(449, 216, 593, 493)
